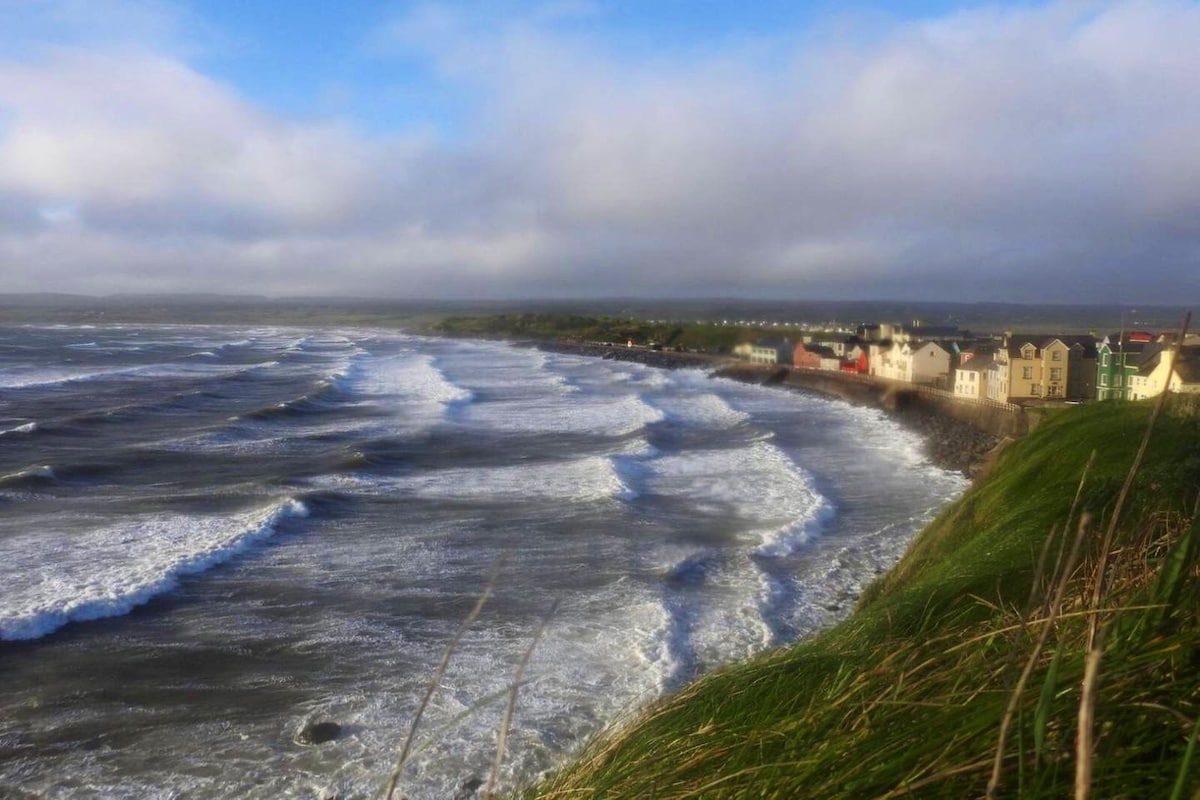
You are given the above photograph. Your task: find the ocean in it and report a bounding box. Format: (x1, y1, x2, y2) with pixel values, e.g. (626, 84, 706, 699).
(0, 324, 966, 799)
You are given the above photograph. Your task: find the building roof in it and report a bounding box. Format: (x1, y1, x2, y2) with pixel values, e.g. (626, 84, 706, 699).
(1003, 333, 1098, 358)
(957, 358, 995, 373)
(1173, 347, 1200, 384)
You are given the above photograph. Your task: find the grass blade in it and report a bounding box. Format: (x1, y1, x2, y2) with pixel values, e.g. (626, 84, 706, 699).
(485, 599, 559, 800)
(1168, 715, 1200, 800)
(383, 556, 506, 800)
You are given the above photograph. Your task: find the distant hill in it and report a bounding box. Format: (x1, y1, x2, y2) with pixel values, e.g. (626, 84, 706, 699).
(0, 293, 1188, 335)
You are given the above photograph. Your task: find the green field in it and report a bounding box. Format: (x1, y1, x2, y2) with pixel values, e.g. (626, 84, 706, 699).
(524, 400, 1200, 798)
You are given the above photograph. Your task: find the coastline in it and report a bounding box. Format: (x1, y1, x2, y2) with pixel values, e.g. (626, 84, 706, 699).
(529, 339, 1006, 477)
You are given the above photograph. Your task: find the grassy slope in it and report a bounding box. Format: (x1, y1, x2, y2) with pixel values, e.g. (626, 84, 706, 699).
(526, 401, 1200, 798)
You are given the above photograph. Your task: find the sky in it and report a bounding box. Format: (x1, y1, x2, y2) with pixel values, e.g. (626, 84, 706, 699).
(0, 0, 1197, 303)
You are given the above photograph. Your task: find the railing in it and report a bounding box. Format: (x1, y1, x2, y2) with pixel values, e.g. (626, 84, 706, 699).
(915, 384, 1022, 413)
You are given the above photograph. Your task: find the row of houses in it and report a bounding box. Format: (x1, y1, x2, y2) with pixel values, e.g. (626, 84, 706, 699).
(735, 323, 1200, 404)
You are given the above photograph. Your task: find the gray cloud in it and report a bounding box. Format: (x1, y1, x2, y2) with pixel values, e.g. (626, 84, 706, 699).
(1, 0, 1198, 302)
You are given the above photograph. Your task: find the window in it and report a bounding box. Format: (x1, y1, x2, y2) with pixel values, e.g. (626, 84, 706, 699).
(1102, 354, 1110, 367)
(1101, 374, 1109, 386)
(1050, 368, 1062, 381)
(1022, 366, 1033, 379)
(1052, 350, 1062, 361)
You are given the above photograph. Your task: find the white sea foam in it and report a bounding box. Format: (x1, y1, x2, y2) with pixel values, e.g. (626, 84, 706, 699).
(356, 353, 473, 404)
(340, 352, 475, 436)
(647, 440, 832, 558)
(651, 391, 751, 429)
(0, 421, 37, 436)
(0, 464, 55, 485)
(465, 391, 666, 437)
(315, 455, 633, 504)
(0, 498, 308, 641)
(0, 359, 281, 389)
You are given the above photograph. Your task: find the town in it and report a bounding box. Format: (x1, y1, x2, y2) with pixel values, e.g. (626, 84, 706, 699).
(731, 320, 1199, 405)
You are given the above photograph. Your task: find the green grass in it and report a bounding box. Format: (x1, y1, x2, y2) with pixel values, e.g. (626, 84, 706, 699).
(522, 401, 1200, 799)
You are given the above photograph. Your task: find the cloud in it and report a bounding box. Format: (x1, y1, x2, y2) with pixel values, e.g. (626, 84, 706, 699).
(0, 0, 1198, 301)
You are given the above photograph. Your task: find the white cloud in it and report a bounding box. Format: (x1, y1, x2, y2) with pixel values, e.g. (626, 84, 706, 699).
(0, 0, 1198, 301)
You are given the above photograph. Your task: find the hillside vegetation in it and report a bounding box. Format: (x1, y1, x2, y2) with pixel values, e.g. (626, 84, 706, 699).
(431, 313, 788, 353)
(524, 400, 1200, 799)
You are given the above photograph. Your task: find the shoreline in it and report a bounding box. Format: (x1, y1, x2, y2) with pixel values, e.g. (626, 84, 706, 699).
(530, 339, 1007, 477)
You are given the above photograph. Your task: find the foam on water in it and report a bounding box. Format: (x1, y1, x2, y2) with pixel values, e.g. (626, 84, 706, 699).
(0, 326, 974, 799)
(314, 455, 633, 504)
(646, 440, 832, 557)
(356, 353, 471, 403)
(0, 359, 282, 390)
(0, 421, 37, 436)
(465, 391, 666, 438)
(0, 498, 308, 641)
(650, 391, 751, 429)
(0, 464, 56, 486)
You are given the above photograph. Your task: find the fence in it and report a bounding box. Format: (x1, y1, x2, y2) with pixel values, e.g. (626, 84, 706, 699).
(914, 384, 1022, 414)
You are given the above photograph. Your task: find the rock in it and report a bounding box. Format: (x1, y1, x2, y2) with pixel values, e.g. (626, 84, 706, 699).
(294, 720, 341, 746)
(453, 777, 484, 799)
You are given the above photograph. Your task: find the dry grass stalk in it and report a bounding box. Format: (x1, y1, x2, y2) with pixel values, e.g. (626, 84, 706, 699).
(383, 557, 506, 800)
(484, 599, 559, 800)
(985, 509, 1095, 800)
(1074, 622, 1108, 800)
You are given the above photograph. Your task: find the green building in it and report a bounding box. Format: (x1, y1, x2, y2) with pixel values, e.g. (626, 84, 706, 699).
(1096, 335, 1155, 400)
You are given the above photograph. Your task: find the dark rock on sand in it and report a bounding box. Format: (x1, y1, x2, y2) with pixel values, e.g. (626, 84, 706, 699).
(454, 777, 484, 799)
(295, 720, 341, 746)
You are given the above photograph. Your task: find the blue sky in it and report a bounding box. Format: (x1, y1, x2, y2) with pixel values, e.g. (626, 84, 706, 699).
(0, 0, 1197, 301)
(193, 1, 983, 134)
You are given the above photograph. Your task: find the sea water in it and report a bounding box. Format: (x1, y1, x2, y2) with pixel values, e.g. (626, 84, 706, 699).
(0, 325, 966, 798)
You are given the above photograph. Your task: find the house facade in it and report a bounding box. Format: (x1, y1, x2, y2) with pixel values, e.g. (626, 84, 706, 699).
(953, 359, 992, 400)
(992, 335, 1097, 401)
(793, 342, 837, 370)
(1096, 335, 1153, 401)
(1129, 345, 1200, 399)
(872, 341, 950, 386)
(749, 339, 792, 366)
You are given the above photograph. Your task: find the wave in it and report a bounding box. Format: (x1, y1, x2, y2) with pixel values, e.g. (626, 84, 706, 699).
(315, 455, 633, 504)
(239, 392, 335, 422)
(356, 353, 473, 404)
(0, 360, 282, 390)
(0, 464, 57, 488)
(646, 440, 833, 558)
(0, 421, 37, 436)
(465, 391, 666, 438)
(650, 392, 751, 429)
(0, 498, 309, 641)
(317, 347, 369, 392)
